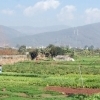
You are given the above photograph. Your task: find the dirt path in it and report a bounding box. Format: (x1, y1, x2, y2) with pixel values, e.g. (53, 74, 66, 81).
(46, 86, 100, 95)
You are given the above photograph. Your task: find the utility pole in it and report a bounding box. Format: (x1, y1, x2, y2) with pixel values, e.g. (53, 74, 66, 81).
(79, 66, 84, 88)
(74, 28, 84, 88)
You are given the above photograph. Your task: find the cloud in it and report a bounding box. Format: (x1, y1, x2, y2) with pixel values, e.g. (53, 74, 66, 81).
(24, 0, 60, 16)
(57, 5, 76, 22)
(1, 9, 14, 15)
(85, 8, 100, 24)
(16, 4, 24, 9)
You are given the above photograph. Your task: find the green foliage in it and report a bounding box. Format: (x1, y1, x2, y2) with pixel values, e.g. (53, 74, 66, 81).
(1, 56, 100, 99)
(18, 45, 26, 54)
(3, 56, 100, 75)
(0, 74, 100, 99)
(29, 49, 38, 60)
(45, 44, 65, 57)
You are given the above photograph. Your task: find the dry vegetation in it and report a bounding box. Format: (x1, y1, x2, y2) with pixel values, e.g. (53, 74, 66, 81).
(0, 48, 28, 65)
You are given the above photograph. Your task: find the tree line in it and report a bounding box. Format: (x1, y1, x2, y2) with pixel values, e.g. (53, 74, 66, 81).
(18, 44, 100, 60)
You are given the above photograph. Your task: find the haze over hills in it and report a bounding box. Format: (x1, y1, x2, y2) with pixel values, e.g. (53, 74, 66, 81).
(0, 25, 69, 46)
(11, 25, 69, 35)
(12, 22, 100, 48)
(1, 22, 100, 48)
(0, 25, 24, 46)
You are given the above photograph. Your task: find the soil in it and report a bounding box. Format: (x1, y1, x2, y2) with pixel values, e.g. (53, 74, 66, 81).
(46, 86, 100, 95)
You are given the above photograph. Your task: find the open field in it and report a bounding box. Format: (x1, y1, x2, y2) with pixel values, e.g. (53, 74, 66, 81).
(0, 56, 100, 99)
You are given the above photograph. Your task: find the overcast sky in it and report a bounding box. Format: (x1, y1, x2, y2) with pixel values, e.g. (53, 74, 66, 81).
(0, 0, 100, 27)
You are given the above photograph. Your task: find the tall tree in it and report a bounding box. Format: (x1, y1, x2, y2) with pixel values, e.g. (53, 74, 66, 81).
(29, 49, 38, 60)
(18, 45, 26, 54)
(46, 44, 65, 57)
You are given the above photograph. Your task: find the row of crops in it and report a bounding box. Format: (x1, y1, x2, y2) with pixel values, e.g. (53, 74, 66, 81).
(0, 56, 100, 99)
(3, 57, 100, 75)
(0, 73, 100, 88)
(0, 74, 100, 100)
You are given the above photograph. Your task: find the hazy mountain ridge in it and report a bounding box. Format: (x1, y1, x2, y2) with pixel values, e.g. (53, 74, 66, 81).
(11, 25, 69, 35)
(12, 22, 100, 47)
(0, 25, 24, 46)
(1, 22, 100, 47)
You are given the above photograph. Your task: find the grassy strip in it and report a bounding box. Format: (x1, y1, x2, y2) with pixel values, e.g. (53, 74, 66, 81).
(2, 59, 100, 75)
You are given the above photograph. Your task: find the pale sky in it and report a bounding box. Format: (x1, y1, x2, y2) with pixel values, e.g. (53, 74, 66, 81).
(0, 0, 100, 27)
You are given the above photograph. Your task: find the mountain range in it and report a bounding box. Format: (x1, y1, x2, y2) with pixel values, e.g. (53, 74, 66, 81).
(0, 22, 100, 48)
(11, 25, 69, 35)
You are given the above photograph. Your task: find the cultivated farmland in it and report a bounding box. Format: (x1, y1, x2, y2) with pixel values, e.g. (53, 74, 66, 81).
(0, 56, 100, 100)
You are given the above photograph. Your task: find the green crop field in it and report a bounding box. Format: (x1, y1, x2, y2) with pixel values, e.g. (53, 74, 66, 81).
(0, 56, 100, 100)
